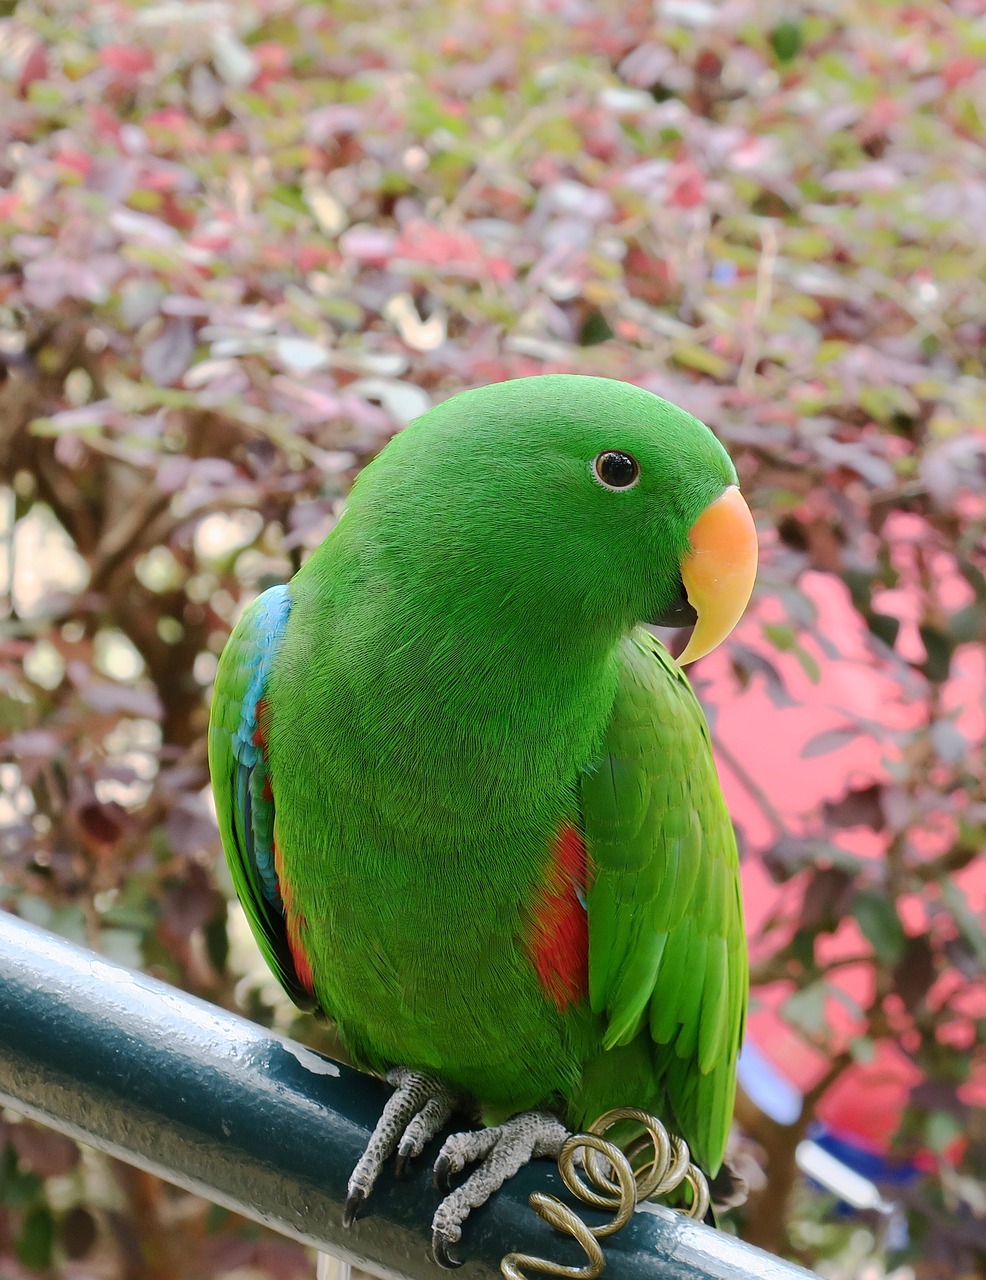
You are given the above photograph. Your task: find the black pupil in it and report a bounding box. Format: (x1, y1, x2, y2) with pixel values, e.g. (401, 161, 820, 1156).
(599, 451, 637, 487)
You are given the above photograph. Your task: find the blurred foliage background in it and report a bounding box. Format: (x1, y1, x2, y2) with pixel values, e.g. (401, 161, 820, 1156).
(1, 0, 985, 1276)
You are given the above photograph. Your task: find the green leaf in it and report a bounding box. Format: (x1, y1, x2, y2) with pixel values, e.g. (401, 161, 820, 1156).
(920, 625, 953, 683)
(762, 622, 795, 651)
(793, 644, 821, 683)
(816, 339, 849, 365)
(671, 342, 732, 380)
(925, 1110, 963, 1155)
(26, 83, 63, 107)
(30, 415, 106, 437)
(770, 21, 803, 62)
(206, 1202, 230, 1233)
(867, 612, 900, 648)
(858, 384, 920, 423)
(948, 604, 986, 645)
(940, 882, 986, 967)
(268, 183, 308, 215)
(790, 927, 816, 971)
(0, 1146, 43, 1211)
(852, 891, 905, 964)
(203, 911, 230, 975)
(579, 309, 614, 346)
(781, 982, 827, 1036)
(16, 1205, 55, 1270)
(785, 229, 830, 260)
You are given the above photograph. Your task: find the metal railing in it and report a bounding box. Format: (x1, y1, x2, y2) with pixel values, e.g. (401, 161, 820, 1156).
(0, 911, 817, 1279)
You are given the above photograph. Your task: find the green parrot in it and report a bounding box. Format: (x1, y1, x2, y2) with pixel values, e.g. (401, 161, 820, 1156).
(208, 374, 756, 1264)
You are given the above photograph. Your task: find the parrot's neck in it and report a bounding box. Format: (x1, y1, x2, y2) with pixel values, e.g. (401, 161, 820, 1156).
(287, 524, 625, 838)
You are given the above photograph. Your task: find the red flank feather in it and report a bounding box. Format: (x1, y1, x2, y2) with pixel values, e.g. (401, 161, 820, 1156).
(273, 830, 315, 997)
(252, 697, 268, 749)
(527, 825, 589, 1012)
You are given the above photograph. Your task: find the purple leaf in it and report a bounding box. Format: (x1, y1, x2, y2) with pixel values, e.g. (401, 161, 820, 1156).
(801, 726, 859, 758)
(142, 318, 196, 386)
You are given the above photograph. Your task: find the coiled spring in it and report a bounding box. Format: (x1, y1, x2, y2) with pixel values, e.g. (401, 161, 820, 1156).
(501, 1107, 711, 1280)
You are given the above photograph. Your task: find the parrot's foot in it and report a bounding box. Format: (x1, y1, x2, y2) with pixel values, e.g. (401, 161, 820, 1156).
(344, 1068, 457, 1228)
(431, 1112, 570, 1270)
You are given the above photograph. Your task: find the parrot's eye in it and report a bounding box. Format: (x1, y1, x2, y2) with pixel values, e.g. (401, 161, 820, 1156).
(593, 451, 640, 491)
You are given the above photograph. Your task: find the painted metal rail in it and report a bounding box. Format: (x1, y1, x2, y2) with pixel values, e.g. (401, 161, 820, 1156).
(0, 911, 816, 1280)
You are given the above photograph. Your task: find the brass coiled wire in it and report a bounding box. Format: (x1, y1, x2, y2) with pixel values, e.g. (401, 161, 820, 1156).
(501, 1108, 711, 1280)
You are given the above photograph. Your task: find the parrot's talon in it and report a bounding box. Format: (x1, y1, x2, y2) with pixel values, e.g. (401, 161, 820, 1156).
(433, 1153, 451, 1193)
(432, 1232, 463, 1271)
(346, 1070, 460, 1218)
(342, 1188, 365, 1229)
(429, 1113, 570, 1263)
(395, 1131, 422, 1179)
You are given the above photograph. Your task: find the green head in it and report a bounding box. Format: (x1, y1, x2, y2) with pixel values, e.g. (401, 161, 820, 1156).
(334, 374, 756, 660)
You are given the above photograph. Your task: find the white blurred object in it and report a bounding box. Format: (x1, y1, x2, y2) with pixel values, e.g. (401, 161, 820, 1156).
(316, 1255, 350, 1280)
(316, 1254, 382, 1280)
(795, 1140, 892, 1214)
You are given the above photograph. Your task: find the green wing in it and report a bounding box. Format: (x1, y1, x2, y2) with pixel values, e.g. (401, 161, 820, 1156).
(208, 585, 319, 1012)
(581, 630, 747, 1173)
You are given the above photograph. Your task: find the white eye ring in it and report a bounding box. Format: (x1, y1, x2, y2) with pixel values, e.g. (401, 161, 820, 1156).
(593, 450, 640, 491)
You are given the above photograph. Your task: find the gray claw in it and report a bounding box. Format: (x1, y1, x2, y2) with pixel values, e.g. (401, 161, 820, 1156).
(433, 1232, 463, 1270)
(342, 1187, 365, 1229)
(429, 1112, 570, 1265)
(433, 1153, 451, 1193)
(346, 1070, 457, 1223)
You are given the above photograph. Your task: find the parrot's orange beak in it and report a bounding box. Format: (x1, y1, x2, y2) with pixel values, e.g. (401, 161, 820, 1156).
(677, 486, 758, 666)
